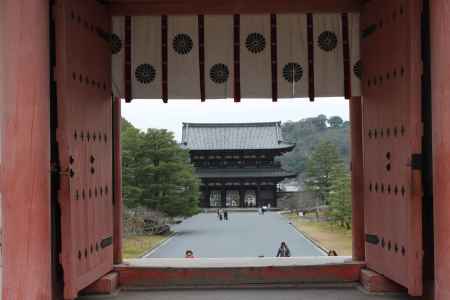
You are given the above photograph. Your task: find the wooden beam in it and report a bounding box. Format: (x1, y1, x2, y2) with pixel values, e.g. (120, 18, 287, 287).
(113, 98, 123, 265)
(108, 0, 363, 16)
(1, 0, 52, 299)
(115, 261, 365, 288)
(430, 1, 450, 299)
(349, 96, 364, 261)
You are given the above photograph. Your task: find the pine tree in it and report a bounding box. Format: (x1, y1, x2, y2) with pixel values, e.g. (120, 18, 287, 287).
(121, 118, 200, 217)
(328, 163, 352, 229)
(304, 141, 342, 219)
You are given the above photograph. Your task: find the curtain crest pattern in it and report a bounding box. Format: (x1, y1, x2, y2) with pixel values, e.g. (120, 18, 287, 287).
(112, 13, 360, 101)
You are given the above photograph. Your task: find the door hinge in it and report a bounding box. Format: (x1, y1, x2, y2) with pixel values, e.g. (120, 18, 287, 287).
(366, 234, 380, 245)
(411, 153, 422, 170)
(51, 165, 74, 177)
(101, 236, 113, 249)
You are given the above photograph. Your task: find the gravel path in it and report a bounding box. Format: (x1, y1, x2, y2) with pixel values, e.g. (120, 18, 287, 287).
(146, 212, 325, 258)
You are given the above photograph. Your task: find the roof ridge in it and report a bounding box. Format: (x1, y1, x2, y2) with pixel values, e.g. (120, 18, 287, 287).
(182, 121, 282, 128)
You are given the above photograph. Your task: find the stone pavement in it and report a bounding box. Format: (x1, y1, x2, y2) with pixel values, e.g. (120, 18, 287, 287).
(146, 212, 325, 258)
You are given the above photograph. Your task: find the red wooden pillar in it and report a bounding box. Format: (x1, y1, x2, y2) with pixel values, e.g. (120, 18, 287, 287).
(349, 97, 365, 261)
(113, 98, 123, 265)
(0, 1, 52, 299)
(430, 2, 450, 299)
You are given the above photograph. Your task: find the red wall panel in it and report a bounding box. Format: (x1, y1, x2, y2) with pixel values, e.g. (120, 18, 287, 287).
(54, 1, 114, 298)
(361, 0, 422, 295)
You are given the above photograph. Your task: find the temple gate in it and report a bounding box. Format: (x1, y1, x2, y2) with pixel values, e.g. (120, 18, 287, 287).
(53, 1, 114, 298)
(6, 0, 450, 299)
(360, 0, 423, 295)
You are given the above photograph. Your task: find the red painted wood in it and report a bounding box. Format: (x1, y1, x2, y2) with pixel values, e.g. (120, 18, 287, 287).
(113, 98, 123, 265)
(1, 1, 52, 299)
(81, 272, 119, 295)
(124, 16, 132, 103)
(361, 0, 422, 296)
(161, 15, 169, 103)
(349, 97, 364, 261)
(116, 262, 364, 288)
(430, 1, 450, 299)
(54, 1, 114, 298)
(198, 15, 206, 102)
(108, 0, 362, 16)
(270, 14, 278, 102)
(341, 13, 351, 99)
(306, 14, 315, 102)
(233, 15, 241, 103)
(360, 269, 406, 294)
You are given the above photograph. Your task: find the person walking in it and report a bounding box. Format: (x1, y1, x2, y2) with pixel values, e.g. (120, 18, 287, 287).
(185, 249, 195, 258)
(276, 241, 291, 257)
(217, 208, 220, 219)
(224, 209, 228, 221)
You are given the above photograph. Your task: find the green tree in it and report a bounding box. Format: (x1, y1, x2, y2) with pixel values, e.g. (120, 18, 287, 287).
(279, 115, 350, 176)
(304, 141, 341, 213)
(328, 116, 344, 128)
(122, 119, 144, 208)
(311, 114, 328, 130)
(121, 119, 200, 217)
(328, 163, 352, 229)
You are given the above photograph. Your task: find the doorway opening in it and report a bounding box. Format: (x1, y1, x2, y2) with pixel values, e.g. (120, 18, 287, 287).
(119, 98, 352, 260)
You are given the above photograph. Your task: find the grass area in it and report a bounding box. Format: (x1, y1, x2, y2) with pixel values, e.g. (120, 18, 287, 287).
(123, 234, 171, 259)
(286, 213, 353, 256)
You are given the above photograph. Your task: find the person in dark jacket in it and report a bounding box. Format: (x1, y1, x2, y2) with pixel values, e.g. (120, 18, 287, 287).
(224, 209, 228, 221)
(276, 241, 291, 257)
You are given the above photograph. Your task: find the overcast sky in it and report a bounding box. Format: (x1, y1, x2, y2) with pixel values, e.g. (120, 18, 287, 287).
(122, 98, 349, 141)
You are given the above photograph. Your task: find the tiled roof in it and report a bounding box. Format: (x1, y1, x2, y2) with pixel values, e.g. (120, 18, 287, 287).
(195, 167, 297, 179)
(181, 122, 295, 151)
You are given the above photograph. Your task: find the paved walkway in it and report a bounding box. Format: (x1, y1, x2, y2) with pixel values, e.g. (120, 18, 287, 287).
(80, 288, 413, 300)
(146, 212, 325, 258)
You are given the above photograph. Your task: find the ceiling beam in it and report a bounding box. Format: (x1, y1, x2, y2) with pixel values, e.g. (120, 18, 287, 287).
(108, 0, 362, 16)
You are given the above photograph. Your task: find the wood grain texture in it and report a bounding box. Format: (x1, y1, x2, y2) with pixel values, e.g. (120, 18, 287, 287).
(430, 1, 450, 299)
(116, 262, 365, 288)
(350, 97, 364, 261)
(108, 0, 362, 16)
(360, 0, 422, 295)
(113, 98, 123, 265)
(1, 1, 52, 299)
(54, 0, 114, 298)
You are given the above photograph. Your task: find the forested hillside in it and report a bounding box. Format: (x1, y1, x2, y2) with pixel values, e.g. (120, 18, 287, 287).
(279, 115, 350, 176)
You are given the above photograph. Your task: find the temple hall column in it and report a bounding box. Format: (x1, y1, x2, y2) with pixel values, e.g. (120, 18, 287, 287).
(221, 189, 227, 208)
(113, 97, 123, 264)
(204, 186, 211, 208)
(430, 2, 450, 298)
(239, 189, 245, 208)
(256, 186, 261, 207)
(350, 96, 365, 261)
(272, 185, 278, 207)
(1, 1, 52, 298)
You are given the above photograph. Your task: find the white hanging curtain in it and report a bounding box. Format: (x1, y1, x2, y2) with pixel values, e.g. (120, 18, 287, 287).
(313, 14, 345, 97)
(168, 16, 200, 99)
(349, 13, 361, 97)
(111, 13, 361, 101)
(111, 16, 125, 97)
(239, 15, 272, 99)
(204, 15, 234, 99)
(277, 14, 309, 98)
(132, 16, 162, 99)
